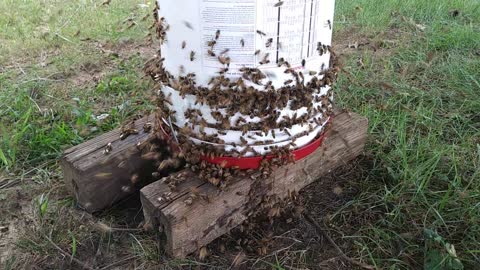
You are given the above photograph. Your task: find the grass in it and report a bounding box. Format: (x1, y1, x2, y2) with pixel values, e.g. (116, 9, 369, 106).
(0, 0, 155, 169)
(1, 0, 479, 269)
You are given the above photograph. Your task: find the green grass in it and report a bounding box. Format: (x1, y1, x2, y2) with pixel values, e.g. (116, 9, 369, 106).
(0, 0, 155, 170)
(1, 0, 480, 269)
(333, 0, 480, 268)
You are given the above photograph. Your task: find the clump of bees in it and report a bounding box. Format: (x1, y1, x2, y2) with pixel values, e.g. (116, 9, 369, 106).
(145, 3, 338, 189)
(140, 3, 340, 259)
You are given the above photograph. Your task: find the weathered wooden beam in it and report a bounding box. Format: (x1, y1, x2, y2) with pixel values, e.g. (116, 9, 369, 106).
(61, 115, 156, 212)
(140, 112, 368, 258)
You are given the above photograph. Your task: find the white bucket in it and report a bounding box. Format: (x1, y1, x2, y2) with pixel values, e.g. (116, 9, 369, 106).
(157, 0, 335, 157)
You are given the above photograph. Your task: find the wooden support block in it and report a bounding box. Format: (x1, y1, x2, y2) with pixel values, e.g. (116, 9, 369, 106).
(61, 115, 156, 212)
(140, 112, 368, 258)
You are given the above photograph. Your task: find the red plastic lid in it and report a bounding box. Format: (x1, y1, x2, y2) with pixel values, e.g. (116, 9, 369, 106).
(201, 131, 328, 169)
(160, 118, 332, 170)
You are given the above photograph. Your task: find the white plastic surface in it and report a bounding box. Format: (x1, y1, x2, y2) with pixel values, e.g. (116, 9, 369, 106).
(157, 0, 335, 156)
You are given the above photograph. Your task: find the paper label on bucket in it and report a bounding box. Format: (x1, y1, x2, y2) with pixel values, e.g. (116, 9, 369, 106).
(159, 0, 335, 87)
(157, 0, 336, 156)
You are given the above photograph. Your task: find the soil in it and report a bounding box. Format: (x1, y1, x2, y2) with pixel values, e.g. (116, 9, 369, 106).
(0, 30, 390, 269)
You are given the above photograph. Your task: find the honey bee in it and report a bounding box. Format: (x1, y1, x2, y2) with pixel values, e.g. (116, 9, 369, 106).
(220, 48, 230, 55)
(207, 49, 216, 57)
(95, 172, 112, 179)
(141, 13, 149, 22)
(240, 136, 248, 145)
(215, 29, 221, 40)
(184, 196, 193, 205)
(240, 38, 245, 47)
(218, 67, 229, 74)
(256, 30, 266, 36)
(103, 142, 112, 154)
(181, 41, 186, 49)
(190, 51, 195, 61)
(208, 40, 216, 47)
(141, 151, 161, 160)
(183, 21, 193, 30)
(274, 1, 284, 7)
(327, 19, 332, 30)
(259, 53, 270, 65)
(130, 174, 139, 184)
(208, 177, 220, 186)
(254, 49, 261, 55)
(265, 38, 273, 48)
(309, 70, 317, 76)
(218, 55, 230, 65)
(301, 59, 306, 68)
(143, 122, 153, 133)
(120, 128, 138, 140)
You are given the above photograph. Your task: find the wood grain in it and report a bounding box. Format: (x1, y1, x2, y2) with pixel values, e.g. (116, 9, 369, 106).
(140, 111, 368, 257)
(61, 115, 156, 212)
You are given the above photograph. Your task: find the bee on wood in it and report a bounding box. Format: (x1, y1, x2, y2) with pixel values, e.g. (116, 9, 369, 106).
(184, 196, 193, 205)
(215, 29, 221, 40)
(208, 177, 220, 186)
(95, 172, 112, 179)
(190, 51, 195, 61)
(141, 13, 149, 22)
(240, 38, 245, 47)
(103, 142, 112, 154)
(120, 128, 138, 140)
(301, 59, 306, 68)
(327, 19, 332, 30)
(274, 1, 284, 7)
(265, 38, 273, 48)
(256, 30, 266, 36)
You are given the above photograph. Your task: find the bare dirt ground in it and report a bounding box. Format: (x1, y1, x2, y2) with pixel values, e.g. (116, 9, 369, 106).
(1, 32, 387, 269)
(0, 13, 430, 268)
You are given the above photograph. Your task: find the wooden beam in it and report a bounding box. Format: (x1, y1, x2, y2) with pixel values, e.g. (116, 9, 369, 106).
(61, 115, 156, 213)
(140, 111, 368, 258)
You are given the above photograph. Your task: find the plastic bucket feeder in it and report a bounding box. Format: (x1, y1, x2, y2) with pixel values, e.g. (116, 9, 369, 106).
(156, 0, 336, 168)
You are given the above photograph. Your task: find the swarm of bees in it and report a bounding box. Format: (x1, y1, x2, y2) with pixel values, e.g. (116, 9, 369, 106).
(146, 3, 338, 189)
(142, 4, 339, 260)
